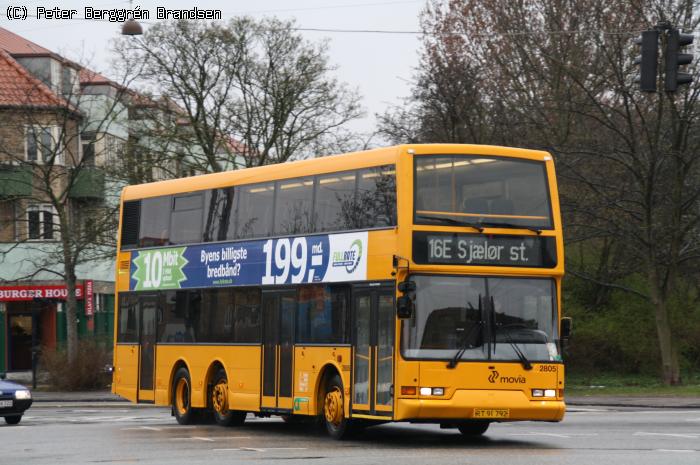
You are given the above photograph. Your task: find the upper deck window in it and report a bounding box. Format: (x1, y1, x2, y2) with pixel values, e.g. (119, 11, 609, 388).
(274, 177, 314, 235)
(170, 193, 204, 244)
(414, 155, 553, 229)
(122, 164, 396, 250)
(139, 196, 171, 247)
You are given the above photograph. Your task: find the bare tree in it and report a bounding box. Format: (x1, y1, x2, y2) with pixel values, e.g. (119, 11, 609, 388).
(114, 18, 364, 174)
(390, 0, 700, 384)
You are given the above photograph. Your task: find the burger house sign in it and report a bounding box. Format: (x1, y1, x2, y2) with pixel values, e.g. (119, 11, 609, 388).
(0, 284, 85, 302)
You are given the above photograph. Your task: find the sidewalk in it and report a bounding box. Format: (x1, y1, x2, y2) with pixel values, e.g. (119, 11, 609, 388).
(29, 390, 700, 409)
(32, 390, 125, 403)
(566, 395, 700, 409)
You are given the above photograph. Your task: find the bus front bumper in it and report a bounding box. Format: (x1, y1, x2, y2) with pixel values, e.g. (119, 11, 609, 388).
(395, 389, 565, 422)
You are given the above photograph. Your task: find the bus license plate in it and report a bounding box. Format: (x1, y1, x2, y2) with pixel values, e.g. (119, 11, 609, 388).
(473, 408, 509, 419)
(0, 400, 13, 408)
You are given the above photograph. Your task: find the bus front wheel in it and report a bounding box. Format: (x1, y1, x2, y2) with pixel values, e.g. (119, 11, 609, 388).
(458, 421, 490, 436)
(210, 368, 246, 427)
(172, 367, 194, 425)
(323, 374, 355, 440)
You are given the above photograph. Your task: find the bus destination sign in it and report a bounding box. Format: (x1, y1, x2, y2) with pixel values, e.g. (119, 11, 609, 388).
(412, 232, 557, 268)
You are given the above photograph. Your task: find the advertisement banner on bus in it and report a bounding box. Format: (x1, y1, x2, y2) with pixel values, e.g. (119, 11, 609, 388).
(129, 232, 368, 291)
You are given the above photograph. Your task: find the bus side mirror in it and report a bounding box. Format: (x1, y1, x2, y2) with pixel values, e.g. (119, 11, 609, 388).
(397, 279, 416, 319)
(397, 295, 414, 319)
(561, 317, 573, 339)
(398, 281, 416, 293)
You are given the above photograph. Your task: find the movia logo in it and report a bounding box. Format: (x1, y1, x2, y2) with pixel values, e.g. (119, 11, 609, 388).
(488, 370, 527, 384)
(488, 370, 499, 383)
(332, 239, 363, 274)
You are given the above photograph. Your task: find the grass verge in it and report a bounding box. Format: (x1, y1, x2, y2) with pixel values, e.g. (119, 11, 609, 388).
(565, 372, 700, 396)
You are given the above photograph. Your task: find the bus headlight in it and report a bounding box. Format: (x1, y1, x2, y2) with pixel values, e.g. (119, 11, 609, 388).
(419, 387, 445, 396)
(532, 389, 556, 398)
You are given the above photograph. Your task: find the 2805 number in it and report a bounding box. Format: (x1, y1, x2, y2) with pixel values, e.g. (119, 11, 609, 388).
(538, 365, 558, 372)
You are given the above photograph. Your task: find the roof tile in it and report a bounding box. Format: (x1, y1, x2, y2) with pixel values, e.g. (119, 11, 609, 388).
(0, 26, 52, 55)
(0, 50, 71, 108)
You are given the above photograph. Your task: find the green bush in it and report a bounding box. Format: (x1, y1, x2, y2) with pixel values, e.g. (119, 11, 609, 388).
(562, 274, 700, 380)
(40, 339, 112, 391)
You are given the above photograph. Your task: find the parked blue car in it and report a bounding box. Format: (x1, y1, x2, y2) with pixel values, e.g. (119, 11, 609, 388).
(0, 377, 32, 425)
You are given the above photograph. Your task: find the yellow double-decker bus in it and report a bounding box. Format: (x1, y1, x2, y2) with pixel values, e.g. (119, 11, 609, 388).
(112, 144, 567, 439)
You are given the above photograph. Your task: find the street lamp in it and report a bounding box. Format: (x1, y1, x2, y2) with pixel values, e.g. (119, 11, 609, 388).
(121, 18, 143, 36)
(120, 0, 143, 36)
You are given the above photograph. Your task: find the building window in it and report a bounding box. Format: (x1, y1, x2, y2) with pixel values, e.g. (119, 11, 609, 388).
(26, 126, 63, 165)
(27, 204, 57, 240)
(81, 133, 96, 167)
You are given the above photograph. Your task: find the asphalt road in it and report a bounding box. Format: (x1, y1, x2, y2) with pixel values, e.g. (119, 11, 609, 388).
(2, 405, 699, 465)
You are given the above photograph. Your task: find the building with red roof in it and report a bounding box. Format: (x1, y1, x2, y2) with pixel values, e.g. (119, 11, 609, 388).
(0, 27, 129, 374)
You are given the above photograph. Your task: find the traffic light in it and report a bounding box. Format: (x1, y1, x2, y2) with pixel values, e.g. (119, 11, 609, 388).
(665, 29, 694, 92)
(634, 31, 659, 92)
(635, 30, 659, 92)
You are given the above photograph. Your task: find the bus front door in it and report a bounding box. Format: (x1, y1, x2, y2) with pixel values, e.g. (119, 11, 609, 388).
(352, 286, 395, 417)
(261, 290, 295, 411)
(137, 297, 157, 402)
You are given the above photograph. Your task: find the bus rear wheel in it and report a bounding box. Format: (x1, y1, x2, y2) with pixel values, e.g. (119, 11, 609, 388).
(458, 421, 490, 436)
(210, 368, 246, 427)
(173, 367, 194, 425)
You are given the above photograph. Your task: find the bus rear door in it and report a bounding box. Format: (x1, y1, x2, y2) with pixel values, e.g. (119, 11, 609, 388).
(261, 290, 296, 411)
(137, 296, 157, 402)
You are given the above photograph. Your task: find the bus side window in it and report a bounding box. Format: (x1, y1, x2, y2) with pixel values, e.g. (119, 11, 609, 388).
(117, 293, 138, 343)
(203, 187, 235, 242)
(296, 284, 347, 344)
(139, 196, 171, 247)
(356, 166, 397, 228)
(233, 287, 261, 343)
(120, 201, 141, 249)
(236, 183, 275, 239)
(170, 193, 204, 244)
(274, 177, 314, 235)
(315, 171, 357, 232)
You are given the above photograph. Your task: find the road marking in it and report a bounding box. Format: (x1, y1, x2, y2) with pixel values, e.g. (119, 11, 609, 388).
(508, 432, 572, 438)
(170, 437, 215, 442)
(655, 449, 696, 453)
(212, 447, 308, 452)
(121, 426, 162, 431)
(507, 432, 599, 439)
(567, 407, 608, 412)
(635, 432, 700, 439)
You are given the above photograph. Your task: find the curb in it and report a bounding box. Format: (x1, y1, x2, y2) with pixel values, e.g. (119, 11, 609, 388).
(566, 401, 700, 409)
(31, 401, 166, 409)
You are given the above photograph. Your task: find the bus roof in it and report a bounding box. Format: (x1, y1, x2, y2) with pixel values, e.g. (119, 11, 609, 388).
(120, 143, 550, 201)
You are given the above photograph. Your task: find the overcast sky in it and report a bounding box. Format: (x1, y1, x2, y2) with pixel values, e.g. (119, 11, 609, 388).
(0, 0, 427, 137)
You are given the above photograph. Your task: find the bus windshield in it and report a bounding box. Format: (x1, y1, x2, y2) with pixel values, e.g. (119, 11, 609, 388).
(402, 275, 560, 363)
(415, 155, 553, 229)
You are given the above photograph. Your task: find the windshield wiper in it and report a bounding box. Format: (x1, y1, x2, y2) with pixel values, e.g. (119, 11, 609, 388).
(416, 215, 484, 233)
(480, 221, 542, 235)
(490, 297, 533, 371)
(489, 296, 532, 371)
(447, 297, 483, 369)
(502, 329, 533, 371)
